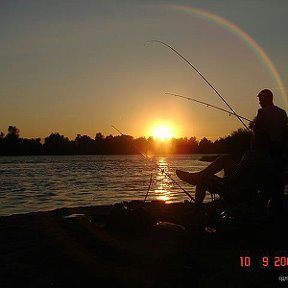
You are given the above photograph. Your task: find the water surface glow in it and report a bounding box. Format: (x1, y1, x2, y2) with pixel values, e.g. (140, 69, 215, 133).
(0, 154, 210, 216)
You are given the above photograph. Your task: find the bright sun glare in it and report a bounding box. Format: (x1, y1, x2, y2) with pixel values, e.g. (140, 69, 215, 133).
(152, 125, 173, 141)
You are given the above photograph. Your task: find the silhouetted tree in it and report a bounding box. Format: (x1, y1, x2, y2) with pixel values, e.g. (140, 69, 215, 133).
(94, 132, 105, 154)
(95, 132, 104, 141)
(134, 137, 148, 155)
(198, 137, 214, 153)
(6, 126, 20, 140)
(0, 125, 256, 156)
(171, 137, 188, 154)
(44, 133, 71, 155)
(223, 128, 252, 160)
(147, 137, 156, 154)
(20, 138, 43, 155)
(110, 135, 134, 154)
(189, 137, 199, 153)
(213, 137, 228, 154)
(0, 126, 21, 155)
(75, 134, 95, 154)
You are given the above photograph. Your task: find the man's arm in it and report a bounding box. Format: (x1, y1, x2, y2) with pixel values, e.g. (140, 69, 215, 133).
(253, 108, 265, 135)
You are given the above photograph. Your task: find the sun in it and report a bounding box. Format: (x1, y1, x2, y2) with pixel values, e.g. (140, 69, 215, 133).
(152, 125, 174, 141)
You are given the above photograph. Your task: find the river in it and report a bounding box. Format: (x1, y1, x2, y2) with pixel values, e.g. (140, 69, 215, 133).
(0, 154, 213, 216)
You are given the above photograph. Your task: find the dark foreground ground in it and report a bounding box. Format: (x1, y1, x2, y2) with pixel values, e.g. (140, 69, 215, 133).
(1, 199, 288, 288)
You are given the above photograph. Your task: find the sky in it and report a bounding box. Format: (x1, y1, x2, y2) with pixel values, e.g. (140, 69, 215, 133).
(0, 0, 287, 141)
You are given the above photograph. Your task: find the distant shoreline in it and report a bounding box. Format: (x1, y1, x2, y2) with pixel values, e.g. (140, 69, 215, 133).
(0, 127, 252, 156)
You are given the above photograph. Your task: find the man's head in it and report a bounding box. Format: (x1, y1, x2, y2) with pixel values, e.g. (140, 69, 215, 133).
(257, 89, 273, 107)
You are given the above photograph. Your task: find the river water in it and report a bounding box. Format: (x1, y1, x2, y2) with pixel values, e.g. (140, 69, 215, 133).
(0, 154, 212, 216)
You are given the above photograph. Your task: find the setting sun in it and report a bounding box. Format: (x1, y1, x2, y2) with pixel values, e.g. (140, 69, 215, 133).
(152, 125, 174, 141)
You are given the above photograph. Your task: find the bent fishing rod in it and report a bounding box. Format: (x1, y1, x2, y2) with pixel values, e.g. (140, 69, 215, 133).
(111, 125, 195, 202)
(166, 92, 253, 124)
(148, 40, 250, 131)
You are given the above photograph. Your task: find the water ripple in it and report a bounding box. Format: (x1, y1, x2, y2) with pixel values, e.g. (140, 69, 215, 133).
(0, 154, 209, 216)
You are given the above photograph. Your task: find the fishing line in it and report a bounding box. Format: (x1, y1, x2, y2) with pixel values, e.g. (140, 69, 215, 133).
(147, 40, 250, 130)
(111, 125, 195, 202)
(166, 92, 253, 123)
(144, 173, 153, 202)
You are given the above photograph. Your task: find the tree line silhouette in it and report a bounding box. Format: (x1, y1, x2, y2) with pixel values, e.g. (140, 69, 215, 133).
(0, 126, 251, 158)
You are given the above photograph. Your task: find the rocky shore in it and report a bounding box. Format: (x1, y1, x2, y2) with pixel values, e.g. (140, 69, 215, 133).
(1, 200, 287, 288)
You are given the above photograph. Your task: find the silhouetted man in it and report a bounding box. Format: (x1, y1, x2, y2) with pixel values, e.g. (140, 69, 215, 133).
(253, 89, 288, 213)
(176, 89, 287, 213)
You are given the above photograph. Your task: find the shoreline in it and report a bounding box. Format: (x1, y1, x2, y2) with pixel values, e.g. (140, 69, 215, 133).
(1, 200, 288, 288)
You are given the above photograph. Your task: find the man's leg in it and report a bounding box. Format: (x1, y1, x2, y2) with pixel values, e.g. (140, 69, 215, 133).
(200, 155, 236, 176)
(195, 175, 226, 206)
(176, 155, 236, 185)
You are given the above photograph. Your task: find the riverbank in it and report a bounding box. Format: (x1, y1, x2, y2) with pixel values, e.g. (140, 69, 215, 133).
(1, 200, 288, 288)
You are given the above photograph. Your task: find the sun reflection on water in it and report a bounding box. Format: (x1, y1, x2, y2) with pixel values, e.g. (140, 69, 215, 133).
(154, 158, 173, 202)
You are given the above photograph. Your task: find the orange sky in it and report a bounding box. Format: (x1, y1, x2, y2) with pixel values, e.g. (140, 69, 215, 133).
(0, 1, 287, 141)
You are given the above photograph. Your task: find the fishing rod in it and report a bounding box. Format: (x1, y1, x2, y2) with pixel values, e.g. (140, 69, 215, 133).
(166, 92, 253, 123)
(111, 125, 195, 202)
(148, 40, 250, 131)
(144, 173, 153, 203)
